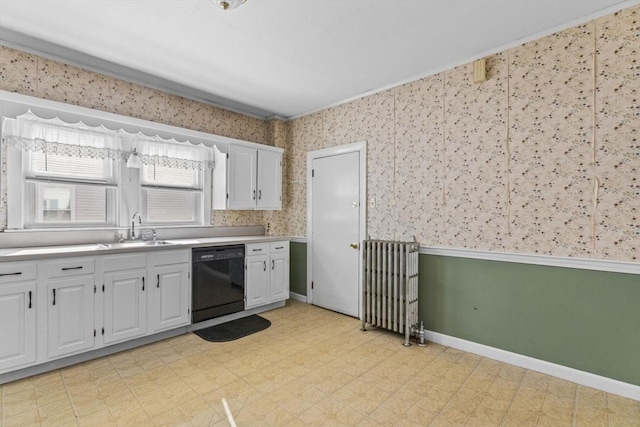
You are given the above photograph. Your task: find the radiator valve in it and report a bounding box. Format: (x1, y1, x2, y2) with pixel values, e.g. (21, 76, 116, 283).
(417, 321, 426, 347)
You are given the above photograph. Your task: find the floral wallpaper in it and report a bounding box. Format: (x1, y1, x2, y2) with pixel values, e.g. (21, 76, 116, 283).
(594, 8, 639, 260)
(0, 5, 637, 262)
(281, 5, 639, 262)
(508, 24, 595, 258)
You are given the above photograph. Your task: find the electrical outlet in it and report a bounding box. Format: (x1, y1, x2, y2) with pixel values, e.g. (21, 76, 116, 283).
(369, 197, 376, 208)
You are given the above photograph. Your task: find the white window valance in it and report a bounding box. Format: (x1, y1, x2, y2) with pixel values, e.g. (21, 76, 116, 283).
(123, 132, 214, 171)
(1, 110, 121, 160)
(2, 110, 213, 170)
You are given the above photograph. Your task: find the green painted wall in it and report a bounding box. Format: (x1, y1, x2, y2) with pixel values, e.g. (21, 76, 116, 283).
(422, 254, 639, 386)
(290, 242, 640, 385)
(290, 242, 307, 296)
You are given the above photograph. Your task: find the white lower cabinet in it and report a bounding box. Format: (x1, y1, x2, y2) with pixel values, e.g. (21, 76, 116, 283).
(103, 254, 147, 345)
(0, 262, 37, 373)
(270, 250, 289, 302)
(150, 250, 190, 333)
(47, 275, 96, 359)
(245, 241, 289, 309)
(246, 254, 269, 308)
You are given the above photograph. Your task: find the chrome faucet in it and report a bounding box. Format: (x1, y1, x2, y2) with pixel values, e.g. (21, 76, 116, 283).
(131, 212, 142, 240)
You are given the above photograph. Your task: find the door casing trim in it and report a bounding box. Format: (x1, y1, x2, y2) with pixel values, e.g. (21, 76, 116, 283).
(306, 141, 367, 317)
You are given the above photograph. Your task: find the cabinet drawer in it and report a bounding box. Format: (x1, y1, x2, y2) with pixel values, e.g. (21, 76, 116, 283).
(0, 262, 37, 284)
(152, 249, 190, 266)
(47, 257, 95, 278)
(246, 243, 269, 256)
(270, 241, 289, 254)
(104, 253, 146, 272)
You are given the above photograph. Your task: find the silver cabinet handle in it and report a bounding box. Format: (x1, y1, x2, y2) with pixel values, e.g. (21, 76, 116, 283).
(263, 261, 266, 271)
(258, 190, 262, 200)
(253, 190, 256, 200)
(272, 260, 274, 270)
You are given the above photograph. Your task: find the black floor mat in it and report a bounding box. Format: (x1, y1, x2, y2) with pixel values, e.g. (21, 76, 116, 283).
(193, 315, 271, 342)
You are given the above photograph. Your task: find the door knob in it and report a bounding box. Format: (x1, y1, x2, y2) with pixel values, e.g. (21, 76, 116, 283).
(350, 243, 359, 249)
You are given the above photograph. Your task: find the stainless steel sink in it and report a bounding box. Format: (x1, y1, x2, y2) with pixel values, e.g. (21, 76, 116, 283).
(103, 240, 174, 248)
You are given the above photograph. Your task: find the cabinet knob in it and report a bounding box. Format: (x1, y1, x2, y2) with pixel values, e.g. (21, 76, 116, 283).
(350, 243, 359, 249)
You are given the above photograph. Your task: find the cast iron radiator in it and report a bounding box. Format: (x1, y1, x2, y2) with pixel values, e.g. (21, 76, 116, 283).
(361, 239, 420, 346)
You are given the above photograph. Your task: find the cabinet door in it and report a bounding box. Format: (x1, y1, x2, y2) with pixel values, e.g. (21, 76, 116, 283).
(246, 255, 269, 308)
(269, 253, 289, 302)
(103, 269, 147, 345)
(152, 264, 189, 332)
(0, 282, 36, 373)
(257, 150, 282, 210)
(228, 145, 257, 209)
(47, 276, 95, 359)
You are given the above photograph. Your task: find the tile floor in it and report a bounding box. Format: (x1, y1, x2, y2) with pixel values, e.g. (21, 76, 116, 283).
(1, 300, 638, 426)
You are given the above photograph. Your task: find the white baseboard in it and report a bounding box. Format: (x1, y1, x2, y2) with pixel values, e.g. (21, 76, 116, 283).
(424, 330, 640, 401)
(289, 292, 308, 303)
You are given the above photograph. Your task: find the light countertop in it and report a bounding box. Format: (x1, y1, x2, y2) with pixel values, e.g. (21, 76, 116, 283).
(0, 235, 289, 262)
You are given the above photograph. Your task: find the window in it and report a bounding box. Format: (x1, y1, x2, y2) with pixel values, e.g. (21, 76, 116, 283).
(2, 110, 212, 230)
(24, 148, 117, 227)
(140, 164, 202, 225)
(136, 138, 211, 226)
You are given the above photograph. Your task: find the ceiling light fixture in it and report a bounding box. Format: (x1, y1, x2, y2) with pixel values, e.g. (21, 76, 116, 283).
(215, 0, 246, 11)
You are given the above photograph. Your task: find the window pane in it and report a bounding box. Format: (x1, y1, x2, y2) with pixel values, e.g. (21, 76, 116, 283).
(42, 186, 71, 222)
(142, 165, 200, 188)
(74, 185, 108, 222)
(28, 151, 114, 181)
(36, 183, 109, 224)
(144, 188, 197, 223)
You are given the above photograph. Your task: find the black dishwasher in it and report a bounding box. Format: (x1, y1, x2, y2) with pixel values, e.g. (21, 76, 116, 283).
(192, 245, 245, 323)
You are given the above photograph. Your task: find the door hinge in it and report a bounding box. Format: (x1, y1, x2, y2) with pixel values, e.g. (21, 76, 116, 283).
(188, 272, 190, 279)
(93, 329, 96, 337)
(226, 153, 229, 159)
(226, 193, 229, 199)
(102, 284, 105, 292)
(311, 281, 314, 290)
(101, 327, 105, 335)
(94, 285, 96, 293)
(188, 308, 190, 315)
(312, 169, 314, 178)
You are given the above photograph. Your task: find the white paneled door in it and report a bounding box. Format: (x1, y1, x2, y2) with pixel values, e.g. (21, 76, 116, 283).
(310, 149, 362, 317)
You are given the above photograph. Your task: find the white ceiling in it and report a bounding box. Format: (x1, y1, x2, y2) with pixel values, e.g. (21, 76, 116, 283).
(0, 0, 637, 120)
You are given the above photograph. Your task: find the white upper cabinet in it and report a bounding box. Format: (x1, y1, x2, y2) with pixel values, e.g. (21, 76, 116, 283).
(213, 143, 283, 211)
(257, 150, 282, 210)
(228, 145, 258, 209)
